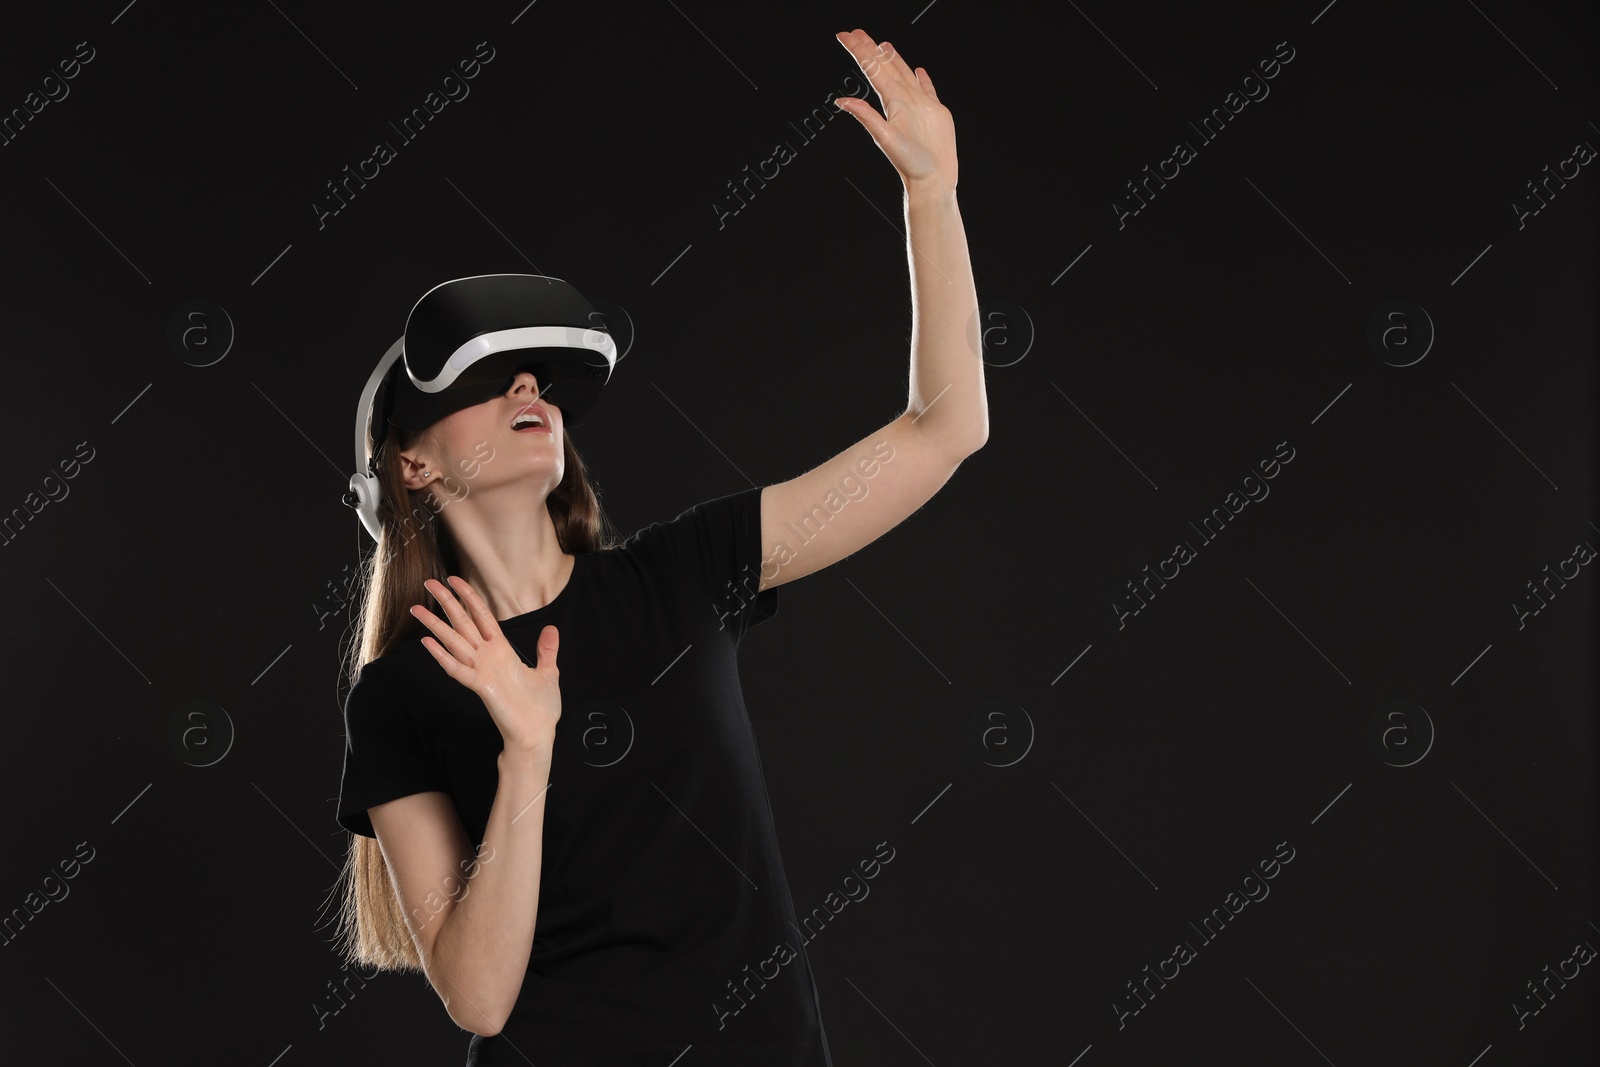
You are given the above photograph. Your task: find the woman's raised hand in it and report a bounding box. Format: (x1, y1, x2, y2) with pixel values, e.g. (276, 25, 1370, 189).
(409, 576, 561, 758)
(833, 28, 957, 191)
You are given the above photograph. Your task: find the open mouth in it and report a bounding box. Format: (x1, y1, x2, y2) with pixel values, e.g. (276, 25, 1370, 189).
(510, 405, 551, 434)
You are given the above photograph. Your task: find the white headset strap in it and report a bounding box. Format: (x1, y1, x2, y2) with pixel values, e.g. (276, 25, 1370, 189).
(356, 337, 408, 478)
(411, 325, 617, 392)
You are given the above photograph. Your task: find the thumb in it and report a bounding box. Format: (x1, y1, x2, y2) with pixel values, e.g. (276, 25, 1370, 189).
(835, 96, 895, 148)
(535, 624, 559, 677)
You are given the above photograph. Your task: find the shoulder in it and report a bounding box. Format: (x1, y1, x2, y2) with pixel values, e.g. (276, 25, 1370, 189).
(345, 643, 434, 716)
(617, 486, 763, 558)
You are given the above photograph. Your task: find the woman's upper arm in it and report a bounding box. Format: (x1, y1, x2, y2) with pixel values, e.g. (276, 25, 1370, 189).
(368, 791, 476, 973)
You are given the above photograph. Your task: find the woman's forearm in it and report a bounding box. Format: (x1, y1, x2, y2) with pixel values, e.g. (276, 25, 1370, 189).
(904, 180, 988, 453)
(429, 747, 554, 1036)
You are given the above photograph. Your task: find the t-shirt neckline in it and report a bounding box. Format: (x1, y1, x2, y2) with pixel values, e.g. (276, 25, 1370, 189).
(498, 551, 586, 628)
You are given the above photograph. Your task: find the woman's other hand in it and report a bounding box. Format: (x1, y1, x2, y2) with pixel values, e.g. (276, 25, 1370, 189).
(409, 576, 561, 758)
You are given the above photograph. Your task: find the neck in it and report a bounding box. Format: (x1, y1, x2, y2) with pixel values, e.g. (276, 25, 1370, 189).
(437, 483, 573, 621)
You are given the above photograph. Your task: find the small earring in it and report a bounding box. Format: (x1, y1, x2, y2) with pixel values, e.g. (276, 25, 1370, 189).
(422, 469, 431, 478)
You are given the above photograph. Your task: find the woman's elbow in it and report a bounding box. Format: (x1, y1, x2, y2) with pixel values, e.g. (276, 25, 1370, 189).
(450, 1003, 506, 1038)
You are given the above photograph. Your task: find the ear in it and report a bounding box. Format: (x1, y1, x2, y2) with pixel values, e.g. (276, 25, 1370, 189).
(396, 440, 435, 492)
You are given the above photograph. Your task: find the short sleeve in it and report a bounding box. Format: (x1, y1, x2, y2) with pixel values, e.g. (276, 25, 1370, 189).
(336, 662, 449, 838)
(628, 485, 779, 645)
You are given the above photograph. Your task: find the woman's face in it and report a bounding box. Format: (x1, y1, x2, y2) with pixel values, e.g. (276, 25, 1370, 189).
(402, 368, 565, 496)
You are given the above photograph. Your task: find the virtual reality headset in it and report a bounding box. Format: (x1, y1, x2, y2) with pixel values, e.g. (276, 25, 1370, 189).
(343, 273, 617, 542)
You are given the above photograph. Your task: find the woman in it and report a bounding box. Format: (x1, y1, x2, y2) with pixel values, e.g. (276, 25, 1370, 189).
(332, 28, 987, 1066)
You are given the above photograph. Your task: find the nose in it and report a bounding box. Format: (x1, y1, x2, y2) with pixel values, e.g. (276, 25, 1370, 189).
(507, 368, 555, 405)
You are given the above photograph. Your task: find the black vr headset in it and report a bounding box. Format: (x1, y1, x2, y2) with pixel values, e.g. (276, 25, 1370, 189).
(344, 273, 617, 543)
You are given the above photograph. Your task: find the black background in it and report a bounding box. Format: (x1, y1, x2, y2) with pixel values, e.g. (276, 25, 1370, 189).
(0, 1, 1594, 1064)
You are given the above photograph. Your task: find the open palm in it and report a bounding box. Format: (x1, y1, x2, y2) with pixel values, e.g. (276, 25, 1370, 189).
(834, 28, 958, 190)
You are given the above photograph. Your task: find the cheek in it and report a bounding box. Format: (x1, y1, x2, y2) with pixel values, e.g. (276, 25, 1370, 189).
(459, 412, 502, 451)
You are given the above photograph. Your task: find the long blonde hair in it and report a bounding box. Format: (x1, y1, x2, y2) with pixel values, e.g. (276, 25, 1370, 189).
(326, 409, 624, 972)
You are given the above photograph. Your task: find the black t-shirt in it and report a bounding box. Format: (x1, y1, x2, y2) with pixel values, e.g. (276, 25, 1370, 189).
(336, 486, 832, 1066)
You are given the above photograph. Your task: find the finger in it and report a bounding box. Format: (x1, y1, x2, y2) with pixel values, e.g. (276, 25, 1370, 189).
(533, 624, 560, 682)
(419, 634, 470, 684)
(837, 30, 911, 97)
(861, 40, 910, 94)
(409, 602, 480, 666)
(447, 575, 503, 642)
(426, 577, 485, 647)
(877, 41, 921, 89)
(835, 95, 899, 147)
(916, 66, 938, 103)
